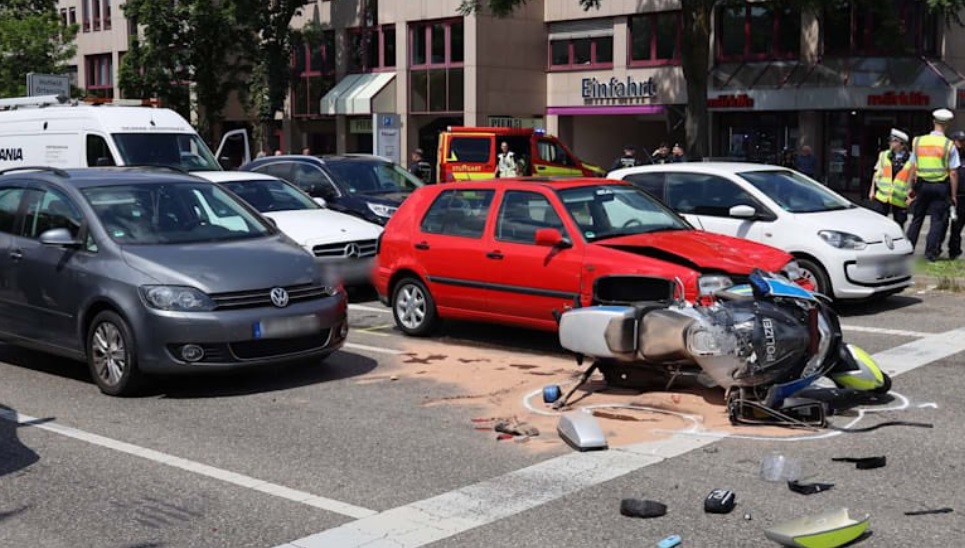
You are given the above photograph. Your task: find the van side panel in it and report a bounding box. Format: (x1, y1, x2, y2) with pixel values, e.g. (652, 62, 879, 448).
(0, 133, 84, 168)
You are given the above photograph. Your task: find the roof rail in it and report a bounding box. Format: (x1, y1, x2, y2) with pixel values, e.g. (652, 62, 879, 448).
(0, 166, 71, 177)
(0, 95, 72, 110)
(104, 164, 190, 174)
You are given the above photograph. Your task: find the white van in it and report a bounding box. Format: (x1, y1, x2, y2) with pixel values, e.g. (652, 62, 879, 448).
(0, 95, 251, 172)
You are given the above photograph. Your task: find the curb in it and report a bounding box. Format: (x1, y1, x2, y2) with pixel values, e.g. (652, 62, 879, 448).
(912, 274, 965, 290)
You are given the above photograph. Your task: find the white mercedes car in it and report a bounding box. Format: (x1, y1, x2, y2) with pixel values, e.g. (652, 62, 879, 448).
(193, 171, 383, 286)
(608, 162, 913, 300)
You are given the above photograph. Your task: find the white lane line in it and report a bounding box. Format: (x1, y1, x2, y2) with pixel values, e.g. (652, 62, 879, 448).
(276, 328, 965, 548)
(840, 324, 931, 338)
(0, 407, 378, 520)
(343, 342, 404, 356)
(349, 304, 392, 314)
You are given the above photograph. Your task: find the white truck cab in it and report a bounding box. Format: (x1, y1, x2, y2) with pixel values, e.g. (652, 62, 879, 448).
(0, 95, 250, 172)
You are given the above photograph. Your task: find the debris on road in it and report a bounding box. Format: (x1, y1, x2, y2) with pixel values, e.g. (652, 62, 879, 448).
(760, 453, 804, 482)
(619, 498, 667, 518)
(788, 480, 835, 495)
(832, 456, 886, 470)
(657, 534, 682, 548)
(704, 489, 736, 513)
(558, 411, 608, 451)
(764, 508, 870, 548)
(904, 507, 953, 516)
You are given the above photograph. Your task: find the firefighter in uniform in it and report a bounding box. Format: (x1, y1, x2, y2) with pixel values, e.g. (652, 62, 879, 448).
(906, 108, 960, 261)
(868, 128, 911, 229)
(946, 130, 965, 259)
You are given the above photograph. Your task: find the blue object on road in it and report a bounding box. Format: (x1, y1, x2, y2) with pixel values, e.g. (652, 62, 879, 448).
(543, 384, 562, 404)
(657, 534, 682, 548)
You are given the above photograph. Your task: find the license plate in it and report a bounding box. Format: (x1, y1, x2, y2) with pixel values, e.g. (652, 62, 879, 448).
(876, 258, 909, 279)
(254, 314, 323, 339)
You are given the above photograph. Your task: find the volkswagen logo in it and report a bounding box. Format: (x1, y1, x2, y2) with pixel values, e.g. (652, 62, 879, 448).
(344, 243, 361, 258)
(270, 287, 290, 308)
(884, 234, 894, 250)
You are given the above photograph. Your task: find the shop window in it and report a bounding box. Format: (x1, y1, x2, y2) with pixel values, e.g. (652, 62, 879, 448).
(629, 11, 681, 66)
(348, 24, 396, 72)
(410, 19, 464, 113)
(716, 3, 800, 61)
(85, 54, 113, 99)
(822, 0, 939, 57)
(548, 36, 613, 70)
(666, 173, 759, 217)
(420, 189, 495, 239)
(292, 30, 336, 117)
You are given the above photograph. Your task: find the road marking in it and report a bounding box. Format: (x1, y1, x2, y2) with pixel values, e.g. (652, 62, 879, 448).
(349, 304, 391, 314)
(354, 325, 395, 337)
(0, 407, 377, 520)
(276, 328, 965, 548)
(840, 324, 931, 338)
(343, 342, 404, 356)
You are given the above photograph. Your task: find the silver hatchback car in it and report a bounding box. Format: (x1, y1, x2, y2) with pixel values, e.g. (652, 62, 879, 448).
(0, 167, 348, 396)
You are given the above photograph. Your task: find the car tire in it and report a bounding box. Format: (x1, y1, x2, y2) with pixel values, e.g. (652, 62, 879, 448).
(797, 258, 832, 298)
(391, 277, 438, 336)
(87, 311, 143, 397)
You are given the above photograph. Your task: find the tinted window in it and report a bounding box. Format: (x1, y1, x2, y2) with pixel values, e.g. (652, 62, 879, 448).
(739, 169, 854, 213)
(324, 159, 425, 194)
(420, 189, 495, 238)
(496, 191, 566, 244)
(666, 173, 760, 216)
(86, 134, 116, 167)
(623, 173, 666, 200)
(448, 137, 492, 163)
(253, 162, 294, 182)
(0, 187, 25, 234)
(291, 163, 340, 201)
(220, 179, 318, 213)
(21, 188, 83, 239)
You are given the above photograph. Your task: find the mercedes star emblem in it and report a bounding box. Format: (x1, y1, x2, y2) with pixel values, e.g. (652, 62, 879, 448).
(270, 287, 290, 308)
(344, 243, 361, 258)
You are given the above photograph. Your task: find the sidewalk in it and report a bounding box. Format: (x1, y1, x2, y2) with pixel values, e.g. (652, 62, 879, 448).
(907, 217, 965, 291)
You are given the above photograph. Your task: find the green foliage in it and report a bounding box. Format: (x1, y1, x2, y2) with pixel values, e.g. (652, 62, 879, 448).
(0, 0, 77, 97)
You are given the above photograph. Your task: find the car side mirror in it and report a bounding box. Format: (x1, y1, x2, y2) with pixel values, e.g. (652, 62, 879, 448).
(39, 227, 81, 248)
(264, 216, 278, 227)
(729, 204, 757, 219)
(313, 197, 327, 207)
(535, 228, 572, 248)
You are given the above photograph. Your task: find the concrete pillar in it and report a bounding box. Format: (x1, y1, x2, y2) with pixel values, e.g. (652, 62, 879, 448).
(335, 115, 348, 154)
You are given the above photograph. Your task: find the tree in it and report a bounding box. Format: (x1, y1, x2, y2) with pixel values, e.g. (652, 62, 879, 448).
(0, 0, 77, 98)
(460, 0, 965, 161)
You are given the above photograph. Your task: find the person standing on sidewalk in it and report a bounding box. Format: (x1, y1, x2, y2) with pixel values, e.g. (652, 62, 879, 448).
(868, 128, 912, 229)
(408, 148, 433, 184)
(906, 108, 959, 262)
(946, 130, 965, 259)
(610, 144, 641, 171)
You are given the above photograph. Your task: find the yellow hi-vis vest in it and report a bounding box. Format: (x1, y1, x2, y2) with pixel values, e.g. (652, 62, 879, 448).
(913, 134, 953, 182)
(873, 151, 910, 208)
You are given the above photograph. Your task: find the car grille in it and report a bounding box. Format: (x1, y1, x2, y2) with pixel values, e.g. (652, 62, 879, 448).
(313, 239, 378, 259)
(210, 284, 330, 310)
(230, 331, 331, 360)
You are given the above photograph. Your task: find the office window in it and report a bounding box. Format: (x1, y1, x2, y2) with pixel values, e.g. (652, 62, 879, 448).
(716, 3, 800, 61)
(104, 0, 111, 30)
(548, 36, 614, 69)
(410, 19, 464, 113)
(82, 0, 90, 32)
(85, 54, 113, 99)
(629, 11, 682, 65)
(60, 8, 67, 26)
(823, 0, 939, 56)
(69, 7, 76, 25)
(348, 25, 396, 72)
(292, 30, 336, 117)
(92, 0, 101, 30)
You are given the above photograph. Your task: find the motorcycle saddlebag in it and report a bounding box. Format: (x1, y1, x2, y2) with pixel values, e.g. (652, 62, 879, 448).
(559, 307, 638, 360)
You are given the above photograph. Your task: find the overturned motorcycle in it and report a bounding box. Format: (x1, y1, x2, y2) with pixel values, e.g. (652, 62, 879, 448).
(556, 270, 891, 428)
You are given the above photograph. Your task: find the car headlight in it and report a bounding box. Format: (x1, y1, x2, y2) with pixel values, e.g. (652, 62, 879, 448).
(818, 230, 867, 250)
(781, 260, 802, 280)
(698, 274, 734, 296)
(367, 202, 398, 218)
(140, 286, 216, 311)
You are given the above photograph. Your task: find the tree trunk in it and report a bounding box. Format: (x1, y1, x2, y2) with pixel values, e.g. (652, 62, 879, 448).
(680, 1, 714, 161)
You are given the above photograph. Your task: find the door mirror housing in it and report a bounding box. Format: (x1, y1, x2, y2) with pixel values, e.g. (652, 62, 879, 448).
(535, 228, 572, 248)
(729, 204, 757, 219)
(313, 197, 327, 207)
(39, 228, 81, 248)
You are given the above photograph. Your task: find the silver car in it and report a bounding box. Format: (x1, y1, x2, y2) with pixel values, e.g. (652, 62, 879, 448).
(0, 167, 348, 396)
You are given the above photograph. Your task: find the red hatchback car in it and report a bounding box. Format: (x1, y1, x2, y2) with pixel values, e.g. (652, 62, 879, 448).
(374, 178, 804, 335)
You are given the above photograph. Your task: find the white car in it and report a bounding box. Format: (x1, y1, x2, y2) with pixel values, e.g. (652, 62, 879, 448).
(193, 171, 383, 286)
(608, 162, 913, 300)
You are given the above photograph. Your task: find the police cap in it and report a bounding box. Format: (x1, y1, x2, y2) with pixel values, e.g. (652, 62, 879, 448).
(933, 108, 954, 123)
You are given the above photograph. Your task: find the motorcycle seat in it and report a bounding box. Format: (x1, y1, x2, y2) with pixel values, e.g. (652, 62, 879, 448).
(639, 309, 695, 362)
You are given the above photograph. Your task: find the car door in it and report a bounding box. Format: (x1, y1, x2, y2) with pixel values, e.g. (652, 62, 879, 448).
(215, 128, 251, 169)
(414, 188, 496, 313)
(478, 189, 583, 326)
(12, 184, 91, 350)
(0, 183, 29, 337)
(290, 162, 344, 206)
(533, 138, 583, 176)
(665, 172, 772, 239)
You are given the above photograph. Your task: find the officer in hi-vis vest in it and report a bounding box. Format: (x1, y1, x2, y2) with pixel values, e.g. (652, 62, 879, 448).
(946, 130, 965, 259)
(906, 108, 960, 262)
(868, 128, 912, 229)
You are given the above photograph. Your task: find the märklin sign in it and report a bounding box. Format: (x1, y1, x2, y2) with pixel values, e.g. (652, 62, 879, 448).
(707, 94, 755, 108)
(867, 91, 930, 107)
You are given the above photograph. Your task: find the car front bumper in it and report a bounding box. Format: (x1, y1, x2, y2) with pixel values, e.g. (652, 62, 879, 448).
(832, 244, 914, 298)
(133, 293, 348, 373)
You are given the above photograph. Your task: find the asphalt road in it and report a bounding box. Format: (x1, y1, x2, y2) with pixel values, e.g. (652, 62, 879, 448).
(1, 285, 963, 548)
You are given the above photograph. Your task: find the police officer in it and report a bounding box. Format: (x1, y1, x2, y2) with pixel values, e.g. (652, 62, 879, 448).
(868, 128, 912, 229)
(906, 108, 960, 262)
(946, 130, 965, 259)
(408, 148, 433, 184)
(610, 144, 640, 171)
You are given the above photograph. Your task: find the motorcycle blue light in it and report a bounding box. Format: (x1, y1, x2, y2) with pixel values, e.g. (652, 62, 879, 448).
(749, 271, 771, 298)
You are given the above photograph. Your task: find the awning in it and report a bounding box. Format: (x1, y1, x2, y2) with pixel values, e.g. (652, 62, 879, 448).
(320, 72, 396, 116)
(708, 57, 965, 112)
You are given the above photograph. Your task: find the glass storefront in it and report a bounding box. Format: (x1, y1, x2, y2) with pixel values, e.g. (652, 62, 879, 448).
(715, 112, 799, 164)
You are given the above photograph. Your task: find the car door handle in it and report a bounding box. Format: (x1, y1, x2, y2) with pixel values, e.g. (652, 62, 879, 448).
(414, 241, 430, 250)
(486, 251, 504, 260)
(10, 249, 23, 261)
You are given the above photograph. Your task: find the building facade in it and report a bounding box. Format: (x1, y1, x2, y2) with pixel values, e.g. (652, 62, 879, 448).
(54, 0, 965, 194)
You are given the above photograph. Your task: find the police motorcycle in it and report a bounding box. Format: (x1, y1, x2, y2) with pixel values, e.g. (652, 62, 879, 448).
(555, 270, 890, 427)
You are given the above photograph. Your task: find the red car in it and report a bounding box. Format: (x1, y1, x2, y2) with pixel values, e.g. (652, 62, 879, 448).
(374, 178, 805, 335)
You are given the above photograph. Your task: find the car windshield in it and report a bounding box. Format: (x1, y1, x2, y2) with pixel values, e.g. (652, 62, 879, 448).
(556, 184, 690, 242)
(113, 133, 221, 171)
(323, 158, 425, 195)
(82, 182, 273, 245)
(220, 178, 318, 213)
(738, 169, 856, 213)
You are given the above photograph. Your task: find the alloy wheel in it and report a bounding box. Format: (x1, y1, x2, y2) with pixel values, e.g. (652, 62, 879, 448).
(92, 322, 127, 387)
(395, 284, 427, 330)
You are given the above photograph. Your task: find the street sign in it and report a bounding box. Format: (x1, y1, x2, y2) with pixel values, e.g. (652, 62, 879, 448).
(373, 113, 401, 164)
(27, 73, 70, 98)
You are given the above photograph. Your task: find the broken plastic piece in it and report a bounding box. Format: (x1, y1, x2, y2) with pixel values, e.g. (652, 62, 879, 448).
(832, 456, 886, 470)
(557, 411, 608, 451)
(905, 507, 953, 516)
(657, 534, 682, 548)
(788, 480, 834, 495)
(704, 489, 736, 513)
(764, 508, 870, 548)
(620, 498, 667, 518)
(543, 384, 562, 404)
(760, 452, 804, 482)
